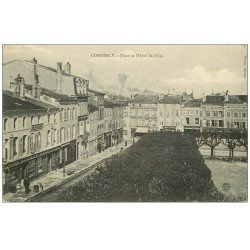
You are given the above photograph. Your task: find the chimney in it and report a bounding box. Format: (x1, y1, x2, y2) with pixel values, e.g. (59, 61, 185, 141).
(20, 77, 25, 99)
(56, 62, 62, 93)
(225, 90, 229, 102)
(202, 93, 206, 102)
(84, 80, 89, 95)
(64, 62, 71, 75)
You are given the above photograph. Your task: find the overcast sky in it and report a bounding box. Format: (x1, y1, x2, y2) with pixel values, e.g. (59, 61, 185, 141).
(3, 45, 247, 98)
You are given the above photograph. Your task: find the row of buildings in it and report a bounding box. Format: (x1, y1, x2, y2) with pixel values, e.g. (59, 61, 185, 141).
(123, 90, 247, 138)
(2, 58, 124, 193)
(2, 58, 247, 192)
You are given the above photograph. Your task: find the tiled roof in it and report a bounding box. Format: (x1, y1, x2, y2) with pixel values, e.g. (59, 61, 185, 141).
(227, 95, 248, 104)
(3, 90, 47, 112)
(203, 95, 225, 105)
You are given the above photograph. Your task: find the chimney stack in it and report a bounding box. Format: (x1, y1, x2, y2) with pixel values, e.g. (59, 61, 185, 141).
(64, 62, 71, 75)
(202, 93, 206, 102)
(225, 90, 229, 102)
(20, 77, 25, 99)
(56, 62, 62, 93)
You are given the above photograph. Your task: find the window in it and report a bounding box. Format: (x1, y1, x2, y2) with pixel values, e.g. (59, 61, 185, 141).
(68, 108, 71, 120)
(72, 125, 76, 138)
(206, 111, 210, 117)
(4, 139, 9, 161)
(234, 112, 239, 118)
(60, 109, 63, 121)
(176, 109, 179, 116)
(211, 120, 215, 127)
(73, 107, 76, 118)
(37, 132, 41, 149)
(54, 113, 56, 123)
(234, 122, 240, 129)
(4, 118, 8, 131)
(242, 112, 246, 118)
(219, 120, 224, 128)
(13, 137, 18, 157)
(31, 116, 34, 125)
(54, 129, 57, 143)
(30, 133, 35, 153)
(48, 114, 50, 124)
(195, 118, 199, 125)
(196, 110, 199, 115)
(186, 117, 190, 125)
(227, 111, 231, 118)
(38, 115, 41, 124)
(218, 111, 223, 117)
(22, 135, 27, 153)
(47, 130, 51, 146)
(14, 118, 18, 129)
(67, 127, 71, 140)
(64, 109, 67, 121)
(23, 117, 26, 128)
(242, 122, 246, 129)
(210, 111, 214, 117)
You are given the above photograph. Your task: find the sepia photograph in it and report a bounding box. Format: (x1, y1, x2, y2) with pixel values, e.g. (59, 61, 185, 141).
(1, 44, 248, 202)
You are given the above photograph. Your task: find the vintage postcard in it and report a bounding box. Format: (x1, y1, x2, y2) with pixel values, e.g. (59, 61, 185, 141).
(2, 45, 248, 202)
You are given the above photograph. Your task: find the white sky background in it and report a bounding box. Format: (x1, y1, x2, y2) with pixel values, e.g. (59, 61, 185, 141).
(3, 44, 247, 98)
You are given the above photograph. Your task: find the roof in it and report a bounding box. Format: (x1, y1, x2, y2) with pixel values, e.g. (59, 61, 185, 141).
(25, 96, 59, 110)
(203, 95, 225, 105)
(3, 90, 47, 112)
(3, 59, 84, 79)
(88, 104, 99, 113)
(135, 127, 149, 134)
(158, 95, 183, 104)
(226, 95, 248, 104)
(104, 100, 126, 108)
(184, 99, 202, 107)
(40, 88, 78, 103)
(131, 94, 159, 103)
(88, 88, 105, 95)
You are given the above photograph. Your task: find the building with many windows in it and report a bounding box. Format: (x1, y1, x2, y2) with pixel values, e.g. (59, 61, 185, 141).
(224, 95, 247, 130)
(183, 99, 202, 133)
(129, 92, 159, 137)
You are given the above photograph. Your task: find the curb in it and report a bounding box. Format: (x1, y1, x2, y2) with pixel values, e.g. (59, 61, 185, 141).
(25, 151, 119, 202)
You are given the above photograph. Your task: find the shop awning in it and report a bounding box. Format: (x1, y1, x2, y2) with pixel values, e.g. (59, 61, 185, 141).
(135, 127, 149, 135)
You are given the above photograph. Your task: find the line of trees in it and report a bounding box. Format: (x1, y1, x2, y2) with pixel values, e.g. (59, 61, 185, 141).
(194, 130, 248, 162)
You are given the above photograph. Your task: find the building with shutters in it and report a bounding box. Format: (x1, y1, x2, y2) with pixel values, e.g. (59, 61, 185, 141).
(2, 89, 60, 193)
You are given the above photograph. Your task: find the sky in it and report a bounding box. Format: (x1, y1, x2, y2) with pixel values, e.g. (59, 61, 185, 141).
(3, 45, 247, 98)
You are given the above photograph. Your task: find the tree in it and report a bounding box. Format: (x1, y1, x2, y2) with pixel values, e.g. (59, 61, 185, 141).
(237, 130, 248, 151)
(223, 130, 240, 163)
(204, 131, 222, 160)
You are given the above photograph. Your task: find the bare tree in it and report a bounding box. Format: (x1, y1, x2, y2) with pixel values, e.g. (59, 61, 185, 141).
(237, 130, 248, 151)
(223, 131, 239, 163)
(204, 131, 222, 160)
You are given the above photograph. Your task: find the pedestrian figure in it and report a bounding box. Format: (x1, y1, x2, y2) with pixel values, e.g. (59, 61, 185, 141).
(24, 176, 31, 195)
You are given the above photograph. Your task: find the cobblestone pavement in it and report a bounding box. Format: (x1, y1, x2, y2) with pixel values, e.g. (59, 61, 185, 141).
(3, 142, 131, 202)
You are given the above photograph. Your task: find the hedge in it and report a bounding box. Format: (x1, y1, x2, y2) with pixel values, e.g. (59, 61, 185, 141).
(56, 132, 224, 202)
